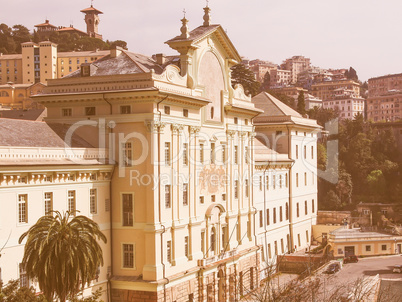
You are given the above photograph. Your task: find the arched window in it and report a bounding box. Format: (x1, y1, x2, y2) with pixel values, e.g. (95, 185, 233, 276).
(18, 93, 24, 98)
(1, 91, 9, 97)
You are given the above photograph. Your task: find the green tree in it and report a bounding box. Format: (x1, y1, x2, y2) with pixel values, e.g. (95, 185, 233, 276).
(306, 106, 339, 126)
(297, 90, 306, 115)
(345, 67, 358, 81)
(231, 63, 261, 96)
(260, 71, 271, 91)
(18, 211, 107, 302)
(0, 280, 46, 302)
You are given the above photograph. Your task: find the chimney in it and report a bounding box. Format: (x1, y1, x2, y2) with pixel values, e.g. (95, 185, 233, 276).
(155, 53, 166, 65)
(110, 46, 123, 58)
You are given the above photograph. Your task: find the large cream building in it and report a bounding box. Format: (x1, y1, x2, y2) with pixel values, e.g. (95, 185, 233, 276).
(0, 7, 320, 302)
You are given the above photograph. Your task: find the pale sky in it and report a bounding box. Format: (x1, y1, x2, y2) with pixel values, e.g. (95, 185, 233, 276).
(3, 0, 402, 81)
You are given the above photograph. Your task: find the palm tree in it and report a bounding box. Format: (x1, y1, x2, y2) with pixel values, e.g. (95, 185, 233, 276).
(18, 211, 107, 302)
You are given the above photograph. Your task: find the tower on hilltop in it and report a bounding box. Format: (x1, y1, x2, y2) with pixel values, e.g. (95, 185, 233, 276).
(80, 3, 103, 39)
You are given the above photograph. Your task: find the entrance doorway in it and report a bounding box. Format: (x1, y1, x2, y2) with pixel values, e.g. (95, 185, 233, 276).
(218, 269, 225, 302)
(397, 244, 401, 254)
(344, 246, 355, 257)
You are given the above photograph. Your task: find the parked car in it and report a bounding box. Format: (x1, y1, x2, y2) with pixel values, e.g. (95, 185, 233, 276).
(393, 265, 402, 273)
(344, 255, 358, 264)
(325, 262, 341, 274)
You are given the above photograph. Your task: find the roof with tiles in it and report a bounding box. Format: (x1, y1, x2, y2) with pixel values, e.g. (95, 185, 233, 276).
(63, 50, 165, 78)
(0, 118, 93, 148)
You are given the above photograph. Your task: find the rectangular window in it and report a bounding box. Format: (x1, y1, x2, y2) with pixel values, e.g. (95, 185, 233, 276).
(165, 142, 170, 165)
(297, 234, 301, 247)
(201, 231, 205, 255)
(183, 143, 188, 165)
(259, 210, 263, 227)
(296, 145, 298, 159)
(297, 203, 300, 217)
(199, 143, 204, 163)
(281, 238, 284, 254)
(266, 209, 270, 225)
(211, 143, 215, 164)
(245, 146, 249, 164)
(381, 245, 387, 251)
(211, 195, 215, 202)
(273, 208, 277, 224)
(62, 108, 72, 117)
(164, 106, 170, 115)
(259, 176, 262, 191)
(304, 173, 307, 186)
(18, 194, 28, 223)
(85, 107, 96, 116)
(274, 241, 278, 256)
(304, 145, 306, 159)
(268, 243, 272, 259)
(68, 190, 76, 216)
(234, 146, 238, 164)
(305, 200, 308, 215)
(200, 196, 204, 204)
(245, 179, 249, 198)
(183, 109, 188, 117)
(167, 241, 172, 263)
(312, 199, 315, 213)
(90, 189, 97, 214)
(296, 173, 299, 187)
(286, 173, 288, 187)
(122, 142, 132, 167)
(222, 145, 226, 164)
(122, 194, 133, 226)
(222, 194, 226, 202)
(185, 236, 189, 258)
(266, 175, 269, 190)
(234, 180, 238, 199)
(279, 206, 283, 222)
(273, 175, 276, 189)
(120, 105, 131, 114)
(306, 230, 309, 243)
(122, 244, 134, 268)
(165, 185, 171, 208)
(19, 264, 28, 287)
(311, 146, 314, 159)
(44, 192, 53, 215)
(183, 183, 188, 206)
(18, 176, 27, 184)
(366, 245, 371, 252)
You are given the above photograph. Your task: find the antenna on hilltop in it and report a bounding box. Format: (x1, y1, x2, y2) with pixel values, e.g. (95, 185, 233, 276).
(183, 8, 186, 18)
(206, 0, 209, 7)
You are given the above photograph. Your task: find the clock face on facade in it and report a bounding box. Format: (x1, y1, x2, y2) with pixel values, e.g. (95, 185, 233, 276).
(198, 51, 224, 123)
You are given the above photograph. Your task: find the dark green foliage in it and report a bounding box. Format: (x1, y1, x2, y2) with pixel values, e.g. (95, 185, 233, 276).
(260, 71, 271, 91)
(345, 67, 358, 81)
(231, 63, 261, 97)
(0, 280, 46, 302)
(19, 211, 107, 302)
(307, 107, 339, 126)
(318, 115, 401, 210)
(297, 90, 306, 115)
(0, 22, 128, 54)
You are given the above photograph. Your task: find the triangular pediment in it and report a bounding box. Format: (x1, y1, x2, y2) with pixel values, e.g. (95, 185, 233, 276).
(166, 24, 241, 63)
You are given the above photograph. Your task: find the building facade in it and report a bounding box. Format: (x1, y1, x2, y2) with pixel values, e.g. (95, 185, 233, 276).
(0, 7, 319, 302)
(311, 79, 360, 101)
(281, 56, 311, 84)
(367, 73, 402, 122)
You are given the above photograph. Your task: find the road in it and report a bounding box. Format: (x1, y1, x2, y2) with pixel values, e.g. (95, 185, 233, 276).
(318, 255, 402, 300)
